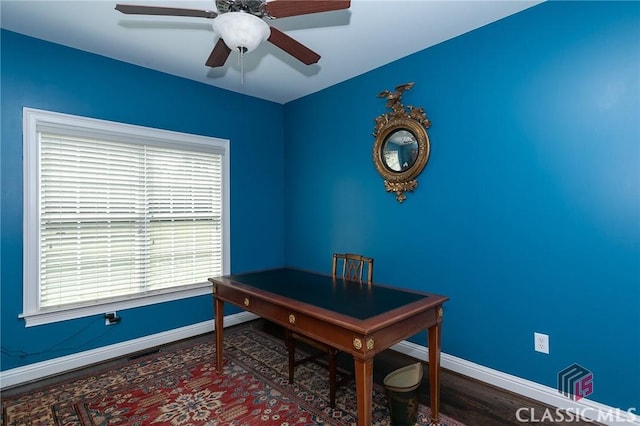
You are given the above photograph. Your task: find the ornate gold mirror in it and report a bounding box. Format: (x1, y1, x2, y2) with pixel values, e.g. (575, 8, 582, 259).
(372, 82, 431, 203)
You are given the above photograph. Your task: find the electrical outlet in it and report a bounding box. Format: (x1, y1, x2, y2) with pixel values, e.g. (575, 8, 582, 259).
(534, 332, 549, 354)
(105, 311, 120, 325)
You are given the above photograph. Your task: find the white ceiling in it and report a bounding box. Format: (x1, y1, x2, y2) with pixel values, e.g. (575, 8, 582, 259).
(1, 0, 541, 104)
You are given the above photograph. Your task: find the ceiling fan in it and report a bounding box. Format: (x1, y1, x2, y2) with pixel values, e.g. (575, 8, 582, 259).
(115, 0, 351, 68)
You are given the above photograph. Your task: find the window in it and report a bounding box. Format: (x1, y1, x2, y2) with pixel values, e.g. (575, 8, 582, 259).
(22, 108, 229, 326)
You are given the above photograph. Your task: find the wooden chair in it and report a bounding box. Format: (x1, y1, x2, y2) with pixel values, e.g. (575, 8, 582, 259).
(332, 252, 374, 284)
(286, 253, 374, 408)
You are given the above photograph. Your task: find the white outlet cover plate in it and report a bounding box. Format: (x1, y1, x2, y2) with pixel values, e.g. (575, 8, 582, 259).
(534, 332, 549, 354)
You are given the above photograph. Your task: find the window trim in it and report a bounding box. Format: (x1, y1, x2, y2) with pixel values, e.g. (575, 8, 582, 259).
(22, 107, 230, 327)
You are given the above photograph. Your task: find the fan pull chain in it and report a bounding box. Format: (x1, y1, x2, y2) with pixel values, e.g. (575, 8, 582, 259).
(238, 48, 245, 85)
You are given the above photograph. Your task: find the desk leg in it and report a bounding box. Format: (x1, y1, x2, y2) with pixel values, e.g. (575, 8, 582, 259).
(353, 357, 373, 426)
(428, 320, 442, 424)
(214, 297, 224, 372)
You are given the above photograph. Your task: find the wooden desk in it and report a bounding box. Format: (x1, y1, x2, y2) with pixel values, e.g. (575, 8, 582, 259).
(209, 268, 448, 425)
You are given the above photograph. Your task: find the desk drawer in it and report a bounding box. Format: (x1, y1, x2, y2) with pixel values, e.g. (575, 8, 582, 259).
(215, 285, 355, 351)
(216, 285, 292, 326)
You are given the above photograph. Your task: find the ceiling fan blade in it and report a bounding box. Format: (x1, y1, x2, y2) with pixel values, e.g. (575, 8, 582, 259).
(266, 0, 350, 18)
(115, 4, 217, 19)
(206, 39, 232, 67)
(268, 27, 320, 65)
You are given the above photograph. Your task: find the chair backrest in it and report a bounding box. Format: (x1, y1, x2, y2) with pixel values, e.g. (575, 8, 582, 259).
(332, 253, 374, 284)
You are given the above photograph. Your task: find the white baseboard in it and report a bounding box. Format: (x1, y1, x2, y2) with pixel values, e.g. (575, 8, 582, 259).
(2, 315, 636, 426)
(0, 311, 258, 390)
(391, 340, 640, 426)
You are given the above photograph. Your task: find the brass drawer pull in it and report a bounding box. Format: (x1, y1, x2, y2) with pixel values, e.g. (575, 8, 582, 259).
(289, 314, 296, 325)
(243, 297, 250, 307)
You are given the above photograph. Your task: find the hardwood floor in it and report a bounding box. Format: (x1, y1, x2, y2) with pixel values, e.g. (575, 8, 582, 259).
(2, 319, 597, 425)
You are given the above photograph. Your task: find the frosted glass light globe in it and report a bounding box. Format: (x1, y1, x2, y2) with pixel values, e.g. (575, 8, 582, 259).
(213, 12, 270, 53)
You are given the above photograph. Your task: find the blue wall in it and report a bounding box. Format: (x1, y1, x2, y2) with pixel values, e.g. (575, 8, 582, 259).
(1, 30, 285, 369)
(2, 0, 638, 414)
(284, 1, 639, 411)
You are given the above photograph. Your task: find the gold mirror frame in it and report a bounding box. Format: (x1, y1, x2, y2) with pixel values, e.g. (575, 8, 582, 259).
(372, 82, 431, 203)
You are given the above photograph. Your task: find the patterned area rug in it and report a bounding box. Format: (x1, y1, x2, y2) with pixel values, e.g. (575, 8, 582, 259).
(2, 326, 464, 426)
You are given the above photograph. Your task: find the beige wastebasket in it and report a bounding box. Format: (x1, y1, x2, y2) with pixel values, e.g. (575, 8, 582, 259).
(383, 362, 423, 426)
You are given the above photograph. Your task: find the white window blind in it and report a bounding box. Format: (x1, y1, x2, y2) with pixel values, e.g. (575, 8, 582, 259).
(23, 108, 229, 326)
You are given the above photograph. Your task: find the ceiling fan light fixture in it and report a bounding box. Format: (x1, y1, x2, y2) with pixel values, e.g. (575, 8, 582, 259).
(212, 11, 270, 54)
